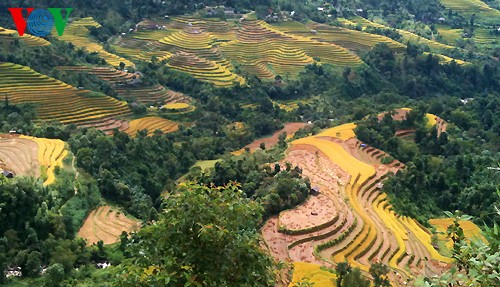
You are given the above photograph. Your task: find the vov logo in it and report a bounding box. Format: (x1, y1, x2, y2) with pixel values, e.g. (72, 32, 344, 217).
(8, 8, 73, 37)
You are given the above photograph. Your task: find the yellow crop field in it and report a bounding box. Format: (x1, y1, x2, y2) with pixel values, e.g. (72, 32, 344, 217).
(20, 136, 67, 185)
(0, 27, 50, 46)
(289, 262, 336, 287)
(58, 18, 134, 68)
(111, 16, 362, 84)
(125, 117, 179, 137)
(401, 217, 453, 263)
(344, 17, 468, 64)
(277, 119, 454, 284)
(440, 0, 500, 25)
(162, 103, 190, 110)
(0, 62, 132, 131)
(429, 218, 486, 249)
(293, 137, 374, 180)
(315, 123, 357, 141)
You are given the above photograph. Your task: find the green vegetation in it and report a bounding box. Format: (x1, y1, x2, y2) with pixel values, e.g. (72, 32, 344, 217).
(114, 182, 276, 287)
(0, 0, 499, 286)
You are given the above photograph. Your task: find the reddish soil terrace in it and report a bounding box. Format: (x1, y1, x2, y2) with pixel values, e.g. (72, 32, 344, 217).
(261, 132, 450, 286)
(245, 122, 309, 151)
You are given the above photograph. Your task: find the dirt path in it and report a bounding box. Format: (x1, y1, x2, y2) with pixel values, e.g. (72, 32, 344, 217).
(72, 155, 79, 195)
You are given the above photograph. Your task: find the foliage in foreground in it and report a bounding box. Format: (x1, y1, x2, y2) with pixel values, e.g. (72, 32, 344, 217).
(417, 208, 500, 287)
(113, 182, 276, 287)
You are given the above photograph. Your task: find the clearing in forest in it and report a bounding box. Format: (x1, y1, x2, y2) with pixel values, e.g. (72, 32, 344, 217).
(78, 205, 141, 246)
(0, 135, 67, 185)
(125, 116, 179, 137)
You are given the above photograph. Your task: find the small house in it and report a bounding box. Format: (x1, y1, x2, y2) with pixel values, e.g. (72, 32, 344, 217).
(311, 186, 320, 195)
(2, 170, 14, 178)
(9, 130, 17, 135)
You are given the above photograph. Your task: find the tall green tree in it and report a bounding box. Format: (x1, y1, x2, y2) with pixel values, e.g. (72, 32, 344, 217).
(113, 182, 276, 287)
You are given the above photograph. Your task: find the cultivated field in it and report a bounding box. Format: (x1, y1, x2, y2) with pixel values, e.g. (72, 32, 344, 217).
(125, 116, 179, 137)
(440, 0, 500, 25)
(429, 218, 486, 250)
(58, 18, 135, 68)
(344, 17, 467, 64)
(288, 262, 336, 287)
(58, 66, 192, 105)
(0, 62, 132, 133)
(262, 121, 453, 286)
(0, 135, 67, 185)
(0, 136, 40, 178)
(0, 27, 50, 47)
(110, 16, 362, 84)
(78, 205, 141, 245)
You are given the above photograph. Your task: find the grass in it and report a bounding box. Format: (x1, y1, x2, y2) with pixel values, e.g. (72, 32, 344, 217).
(193, 160, 220, 170)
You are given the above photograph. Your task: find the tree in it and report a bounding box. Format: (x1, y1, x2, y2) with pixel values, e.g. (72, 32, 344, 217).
(342, 267, 370, 287)
(114, 182, 276, 287)
(45, 263, 65, 287)
(417, 208, 500, 287)
(24, 251, 42, 277)
(336, 260, 352, 287)
(260, 142, 266, 150)
(119, 62, 125, 71)
(278, 132, 287, 148)
(370, 263, 390, 287)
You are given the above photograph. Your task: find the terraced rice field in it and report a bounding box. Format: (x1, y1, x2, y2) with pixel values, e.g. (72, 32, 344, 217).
(262, 121, 453, 286)
(288, 262, 336, 287)
(162, 102, 196, 114)
(472, 28, 500, 53)
(0, 27, 50, 46)
(21, 136, 68, 185)
(57, 66, 136, 84)
(345, 17, 467, 64)
(440, 0, 500, 25)
(0, 62, 132, 133)
(436, 25, 463, 45)
(0, 136, 40, 178)
(112, 17, 362, 83)
(78, 205, 141, 245)
(124, 116, 179, 137)
(273, 21, 406, 53)
(379, 108, 447, 135)
(58, 18, 134, 68)
(429, 218, 486, 250)
(58, 66, 192, 105)
(168, 51, 245, 87)
(0, 135, 67, 185)
(119, 85, 192, 105)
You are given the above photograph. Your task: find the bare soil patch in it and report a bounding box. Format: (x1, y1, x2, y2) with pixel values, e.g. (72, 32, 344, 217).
(78, 205, 141, 245)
